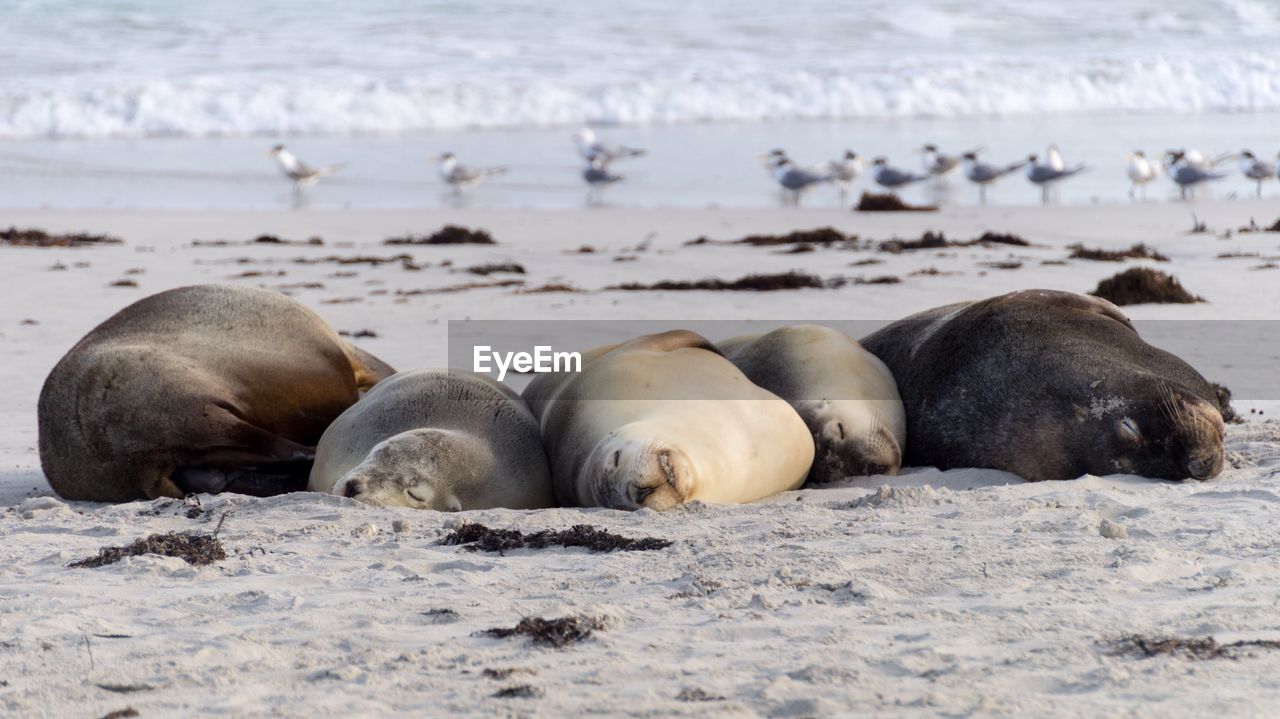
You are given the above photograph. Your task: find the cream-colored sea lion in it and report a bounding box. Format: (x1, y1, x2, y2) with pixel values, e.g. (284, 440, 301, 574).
(860, 289, 1228, 482)
(38, 284, 395, 502)
(719, 325, 906, 483)
(522, 330, 815, 510)
(308, 369, 554, 510)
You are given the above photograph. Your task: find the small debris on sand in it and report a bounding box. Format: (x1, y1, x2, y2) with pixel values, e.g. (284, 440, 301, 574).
(395, 280, 525, 295)
(1108, 635, 1280, 660)
(1090, 268, 1203, 305)
(1099, 518, 1128, 539)
(71, 527, 227, 568)
(609, 271, 824, 291)
(855, 192, 937, 212)
(441, 523, 672, 553)
(108, 279, 138, 288)
(385, 225, 496, 245)
(980, 260, 1023, 270)
(517, 283, 584, 294)
(686, 227, 851, 247)
(466, 262, 526, 275)
(493, 685, 542, 699)
(565, 245, 597, 254)
(677, 687, 726, 702)
(879, 231, 1031, 253)
(483, 667, 538, 680)
(1067, 243, 1169, 262)
(1, 227, 123, 247)
(338, 329, 378, 338)
(854, 275, 901, 285)
(850, 258, 884, 266)
(99, 709, 140, 719)
(483, 616, 606, 648)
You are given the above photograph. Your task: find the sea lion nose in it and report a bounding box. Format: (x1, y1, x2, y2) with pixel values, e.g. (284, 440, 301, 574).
(1185, 456, 1217, 481)
(344, 480, 365, 498)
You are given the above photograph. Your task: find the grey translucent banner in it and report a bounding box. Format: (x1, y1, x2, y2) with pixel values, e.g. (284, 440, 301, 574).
(446, 320, 1280, 400)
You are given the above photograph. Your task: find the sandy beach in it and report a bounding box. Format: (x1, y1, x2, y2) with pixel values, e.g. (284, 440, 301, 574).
(4, 201, 1280, 717)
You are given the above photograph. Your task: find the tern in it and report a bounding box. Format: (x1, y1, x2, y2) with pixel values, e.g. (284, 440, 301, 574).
(1125, 151, 1159, 200)
(266, 144, 343, 191)
(764, 152, 834, 205)
(825, 150, 865, 201)
(574, 128, 646, 164)
(1025, 149, 1086, 204)
(436, 152, 507, 193)
(871, 158, 929, 190)
(920, 144, 972, 180)
(583, 157, 624, 203)
(961, 152, 1025, 204)
(1239, 150, 1276, 198)
(1164, 151, 1228, 200)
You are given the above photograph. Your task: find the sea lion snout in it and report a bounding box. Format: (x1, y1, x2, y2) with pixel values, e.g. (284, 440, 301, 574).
(809, 415, 901, 483)
(1172, 394, 1226, 481)
(585, 435, 693, 510)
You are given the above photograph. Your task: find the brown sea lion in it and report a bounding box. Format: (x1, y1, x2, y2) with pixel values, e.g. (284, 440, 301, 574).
(860, 289, 1226, 482)
(38, 284, 395, 502)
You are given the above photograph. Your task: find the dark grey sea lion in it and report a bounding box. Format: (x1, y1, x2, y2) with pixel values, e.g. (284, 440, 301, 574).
(38, 284, 395, 502)
(860, 289, 1226, 482)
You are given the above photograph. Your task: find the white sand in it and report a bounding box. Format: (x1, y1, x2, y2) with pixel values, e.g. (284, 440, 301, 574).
(3, 202, 1280, 716)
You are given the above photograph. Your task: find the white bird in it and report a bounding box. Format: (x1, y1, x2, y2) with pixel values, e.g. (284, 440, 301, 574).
(871, 158, 929, 190)
(765, 152, 834, 205)
(1164, 151, 1228, 200)
(1025, 148, 1086, 204)
(1238, 150, 1276, 198)
(961, 152, 1025, 205)
(824, 150, 864, 201)
(573, 128, 646, 164)
(436, 152, 507, 192)
(920, 144, 969, 180)
(1045, 144, 1066, 172)
(265, 144, 342, 191)
(1125, 151, 1158, 200)
(1162, 148, 1231, 174)
(583, 157, 624, 203)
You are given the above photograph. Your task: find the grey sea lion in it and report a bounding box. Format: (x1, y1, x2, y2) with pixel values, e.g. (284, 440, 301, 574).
(522, 330, 814, 510)
(860, 289, 1227, 482)
(308, 369, 554, 510)
(719, 325, 906, 483)
(38, 284, 395, 502)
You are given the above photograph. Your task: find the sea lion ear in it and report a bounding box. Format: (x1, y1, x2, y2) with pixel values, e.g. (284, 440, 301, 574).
(1116, 417, 1142, 444)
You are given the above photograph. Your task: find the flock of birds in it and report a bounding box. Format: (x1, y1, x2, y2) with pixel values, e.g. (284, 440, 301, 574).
(266, 132, 1280, 206)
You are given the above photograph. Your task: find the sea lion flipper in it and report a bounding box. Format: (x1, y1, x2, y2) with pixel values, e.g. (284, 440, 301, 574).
(344, 342, 397, 392)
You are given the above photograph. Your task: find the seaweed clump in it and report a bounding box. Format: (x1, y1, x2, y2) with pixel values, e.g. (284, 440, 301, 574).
(441, 522, 671, 554)
(1089, 268, 1203, 306)
(385, 225, 496, 245)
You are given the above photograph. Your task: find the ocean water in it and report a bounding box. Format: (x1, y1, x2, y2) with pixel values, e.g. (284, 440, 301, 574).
(2, 0, 1280, 208)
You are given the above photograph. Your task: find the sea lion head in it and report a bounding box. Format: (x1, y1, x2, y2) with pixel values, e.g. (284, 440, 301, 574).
(577, 425, 697, 510)
(1099, 387, 1225, 481)
(799, 399, 902, 482)
(334, 428, 492, 510)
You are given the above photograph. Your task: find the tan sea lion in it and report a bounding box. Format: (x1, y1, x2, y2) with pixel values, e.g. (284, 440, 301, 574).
(719, 325, 906, 483)
(860, 289, 1227, 482)
(522, 330, 814, 510)
(38, 284, 395, 502)
(309, 369, 554, 510)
